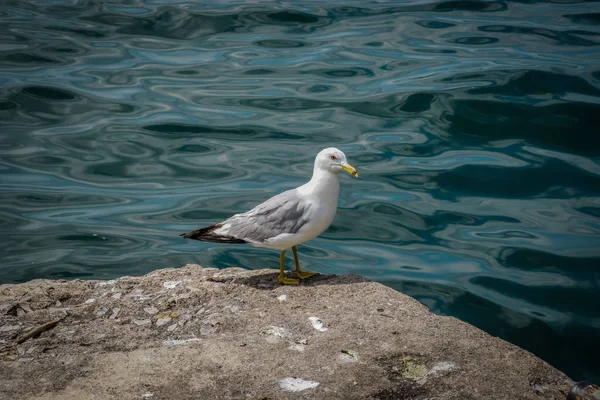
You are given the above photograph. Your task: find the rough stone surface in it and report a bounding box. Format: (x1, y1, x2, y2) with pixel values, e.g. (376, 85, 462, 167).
(0, 264, 572, 399)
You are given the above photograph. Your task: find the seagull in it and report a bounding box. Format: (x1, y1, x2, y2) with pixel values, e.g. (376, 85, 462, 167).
(180, 147, 358, 284)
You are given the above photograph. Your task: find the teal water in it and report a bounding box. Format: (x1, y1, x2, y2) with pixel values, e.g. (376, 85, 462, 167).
(1, 0, 599, 382)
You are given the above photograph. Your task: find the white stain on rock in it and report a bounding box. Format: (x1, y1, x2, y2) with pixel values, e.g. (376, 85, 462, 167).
(96, 280, 116, 287)
(261, 326, 287, 338)
(162, 338, 201, 346)
(288, 344, 305, 352)
(261, 326, 288, 344)
(155, 317, 171, 327)
(308, 317, 328, 332)
(95, 307, 109, 317)
(278, 377, 319, 392)
(163, 281, 181, 289)
(110, 308, 120, 319)
(277, 295, 287, 302)
(430, 361, 456, 374)
(143, 306, 159, 315)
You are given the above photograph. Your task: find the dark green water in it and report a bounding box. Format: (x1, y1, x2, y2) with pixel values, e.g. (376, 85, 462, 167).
(1, 0, 599, 382)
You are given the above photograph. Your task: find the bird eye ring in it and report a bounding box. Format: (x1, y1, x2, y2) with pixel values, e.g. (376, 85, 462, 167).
(330, 155, 337, 160)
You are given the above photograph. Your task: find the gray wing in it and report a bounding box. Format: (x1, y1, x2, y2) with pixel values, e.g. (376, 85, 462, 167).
(221, 189, 311, 243)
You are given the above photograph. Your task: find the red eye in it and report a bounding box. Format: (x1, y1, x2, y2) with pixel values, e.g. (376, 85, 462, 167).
(330, 155, 337, 160)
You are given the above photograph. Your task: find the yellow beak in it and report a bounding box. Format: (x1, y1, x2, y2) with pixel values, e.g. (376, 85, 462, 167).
(342, 163, 358, 177)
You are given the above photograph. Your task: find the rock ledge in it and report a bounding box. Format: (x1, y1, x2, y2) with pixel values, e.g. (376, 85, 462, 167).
(0, 264, 572, 399)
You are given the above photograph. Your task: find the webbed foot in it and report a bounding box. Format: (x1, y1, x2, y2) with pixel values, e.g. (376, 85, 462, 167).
(279, 275, 300, 285)
(295, 270, 318, 280)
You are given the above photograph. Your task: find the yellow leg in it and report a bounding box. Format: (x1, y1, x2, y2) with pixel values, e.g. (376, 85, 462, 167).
(279, 250, 299, 285)
(292, 246, 317, 280)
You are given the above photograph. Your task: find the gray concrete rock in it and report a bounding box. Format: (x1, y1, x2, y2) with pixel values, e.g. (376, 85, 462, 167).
(0, 264, 572, 399)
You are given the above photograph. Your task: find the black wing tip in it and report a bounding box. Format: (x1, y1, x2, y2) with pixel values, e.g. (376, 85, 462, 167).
(180, 231, 200, 238)
(180, 224, 247, 244)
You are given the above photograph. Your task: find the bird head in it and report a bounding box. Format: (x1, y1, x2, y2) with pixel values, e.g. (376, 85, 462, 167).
(315, 147, 358, 177)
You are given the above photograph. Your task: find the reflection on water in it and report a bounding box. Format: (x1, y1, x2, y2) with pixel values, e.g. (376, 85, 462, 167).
(1, 0, 599, 382)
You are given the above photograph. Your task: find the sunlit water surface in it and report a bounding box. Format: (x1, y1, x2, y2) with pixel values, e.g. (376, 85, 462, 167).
(1, 0, 599, 382)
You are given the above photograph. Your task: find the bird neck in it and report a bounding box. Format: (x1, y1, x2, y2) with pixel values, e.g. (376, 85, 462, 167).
(302, 167, 340, 199)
